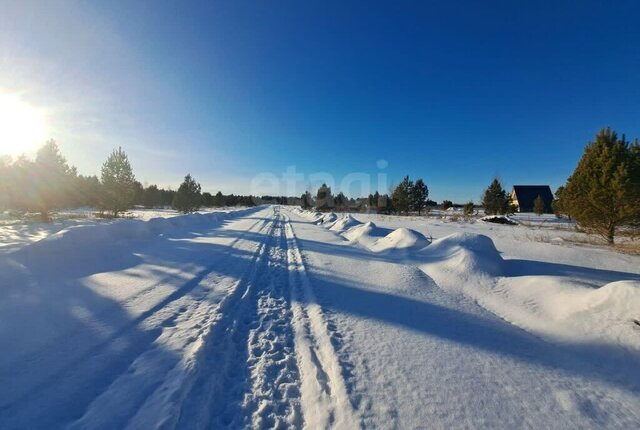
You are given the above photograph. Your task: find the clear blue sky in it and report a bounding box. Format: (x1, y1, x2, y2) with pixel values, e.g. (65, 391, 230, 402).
(1, 0, 639, 202)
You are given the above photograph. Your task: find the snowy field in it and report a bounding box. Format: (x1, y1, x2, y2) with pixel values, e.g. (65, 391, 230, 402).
(0, 208, 235, 255)
(0, 205, 639, 429)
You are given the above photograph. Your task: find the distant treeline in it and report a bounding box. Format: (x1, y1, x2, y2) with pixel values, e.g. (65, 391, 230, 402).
(0, 141, 260, 220)
(301, 177, 435, 215)
(3, 127, 638, 244)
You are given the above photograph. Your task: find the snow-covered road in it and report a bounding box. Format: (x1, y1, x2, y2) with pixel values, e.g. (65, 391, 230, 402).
(0, 206, 638, 429)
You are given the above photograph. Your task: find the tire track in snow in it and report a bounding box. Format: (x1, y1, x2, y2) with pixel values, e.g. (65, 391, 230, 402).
(57, 214, 272, 430)
(173, 212, 303, 429)
(283, 213, 360, 429)
(64, 208, 357, 429)
(245, 216, 302, 428)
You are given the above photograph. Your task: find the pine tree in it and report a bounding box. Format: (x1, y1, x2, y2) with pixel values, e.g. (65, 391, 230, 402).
(300, 191, 313, 209)
(143, 184, 161, 208)
(464, 201, 475, 217)
(482, 178, 512, 215)
(172, 174, 202, 214)
(213, 191, 224, 207)
(562, 128, 640, 244)
(552, 186, 567, 218)
(100, 147, 136, 217)
(201, 192, 214, 207)
(74, 174, 101, 208)
(411, 178, 429, 215)
(315, 183, 334, 211)
(373, 191, 381, 212)
(131, 181, 144, 206)
(533, 195, 545, 215)
(34, 140, 74, 221)
(442, 200, 453, 211)
(377, 193, 393, 214)
(334, 192, 347, 210)
(392, 176, 413, 215)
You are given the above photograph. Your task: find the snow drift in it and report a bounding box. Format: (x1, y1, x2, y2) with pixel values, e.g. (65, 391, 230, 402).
(369, 227, 430, 253)
(418, 231, 640, 353)
(294, 208, 640, 353)
(312, 214, 430, 253)
(494, 277, 640, 351)
(343, 222, 380, 244)
(317, 213, 337, 226)
(328, 214, 362, 233)
(5, 208, 258, 272)
(421, 232, 503, 277)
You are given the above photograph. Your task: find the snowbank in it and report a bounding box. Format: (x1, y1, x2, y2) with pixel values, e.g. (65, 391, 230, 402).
(317, 212, 337, 226)
(419, 231, 640, 353)
(328, 214, 362, 233)
(311, 213, 431, 253)
(494, 277, 640, 351)
(343, 222, 379, 243)
(369, 227, 430, 253)
(293, 207, 640, 353)
(7, 208, 258, 271)
(421, 232, 503, 277)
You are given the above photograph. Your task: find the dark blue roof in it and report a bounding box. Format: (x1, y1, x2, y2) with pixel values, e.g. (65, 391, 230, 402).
(512, 185, 554, 213)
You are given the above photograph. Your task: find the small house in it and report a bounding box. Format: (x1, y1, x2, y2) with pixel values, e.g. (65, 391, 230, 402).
(510, 185, 554, 213)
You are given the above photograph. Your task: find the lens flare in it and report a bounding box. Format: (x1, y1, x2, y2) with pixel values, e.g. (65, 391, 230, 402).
(0, 92, 48, 156)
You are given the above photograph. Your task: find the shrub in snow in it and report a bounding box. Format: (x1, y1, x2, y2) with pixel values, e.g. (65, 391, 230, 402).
(464, 201, 475, 217)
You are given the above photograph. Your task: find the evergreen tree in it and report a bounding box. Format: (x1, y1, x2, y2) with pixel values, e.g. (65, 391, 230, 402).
(74, 174, 101, 208)
(392, 176, 413, 215)
(442, 200, 453, 211)
(411, 178, 429, 215)
(142, 184, 161, 208)
(464, 201, 475, 217)
(34, 140, 74, 221)
(552, 186, 567, 218)
(334, 192, 347, 210)
(8, 156, 35, 213)
(213, 191, 225, 207)
(100, 147, 136, 217)
(315, 183, 334, 211)
(562, 128, 640, 244)
(131, 181, 143, 206)
(300, 191, 313, 209)
(482, 178, 512, 215)
(379, 193, 394, 214)
(172, 174, 202, 214)
(533, 195, 546, 215)
(201, 192, 214, 207)
(373, 191, 381, 212)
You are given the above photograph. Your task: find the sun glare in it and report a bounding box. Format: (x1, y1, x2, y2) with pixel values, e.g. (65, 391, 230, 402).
(0, 92, 48, 156)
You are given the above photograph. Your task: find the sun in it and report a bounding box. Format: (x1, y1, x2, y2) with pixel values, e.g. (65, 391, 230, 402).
(0, 92, 48, 156)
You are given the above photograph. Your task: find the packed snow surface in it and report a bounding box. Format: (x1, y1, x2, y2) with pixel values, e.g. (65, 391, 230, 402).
(1, 206, 639, 429)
